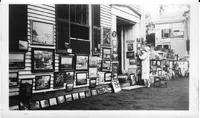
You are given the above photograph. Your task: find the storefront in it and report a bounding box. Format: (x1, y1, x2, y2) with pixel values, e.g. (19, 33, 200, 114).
(9, 4, 144, 110)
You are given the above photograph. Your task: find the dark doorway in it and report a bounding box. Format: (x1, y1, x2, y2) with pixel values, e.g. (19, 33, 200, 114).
(117, 26, 122, 74)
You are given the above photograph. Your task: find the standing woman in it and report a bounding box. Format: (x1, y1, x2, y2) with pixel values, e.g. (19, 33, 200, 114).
(138, 46, 151, 87)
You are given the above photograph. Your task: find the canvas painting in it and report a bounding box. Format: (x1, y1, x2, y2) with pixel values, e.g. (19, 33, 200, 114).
(76, 55, 88, 70)
(102, 60, 111, 72)
(65, 94, 72, 102)
(112, 63, 118, 73)
(57, 96, 65, 104)
(113, 73, 118, 80)
(113, 47, 117, 54)
(60, 56, 73, 70)
(19, 40, 28, 51)
(40, 100, 50, 108)
(89, 68, 98, 78)
(102, 27, 111, 45)
(89, 56, 98, 67)
(54, 72, 65, 88)
(102, 48, 111, 59)
(105, 72, 112, 82)
(98, 72, 105, 83)
(49, 98, 57, 106)
(9, 53, 25, 69)
(76, 72, 87, 85)
(29, 101, 40, 110)
(64, 71, 74, 84)
(79, 92, 86, 99)
(31, 20, 54, 45)
(9, 71, 18, 87)
(35, 75, 51, 90)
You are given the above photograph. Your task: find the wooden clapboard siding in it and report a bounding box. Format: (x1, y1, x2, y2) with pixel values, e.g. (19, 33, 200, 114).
(100, 5, 112, 28)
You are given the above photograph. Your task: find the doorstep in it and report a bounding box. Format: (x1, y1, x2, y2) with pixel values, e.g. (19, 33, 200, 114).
(121, 85, 146, 91)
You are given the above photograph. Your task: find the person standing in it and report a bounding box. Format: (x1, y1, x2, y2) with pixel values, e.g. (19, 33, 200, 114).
(138, 46, 151, 87)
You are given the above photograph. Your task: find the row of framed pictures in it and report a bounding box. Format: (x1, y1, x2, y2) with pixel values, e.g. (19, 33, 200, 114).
(9, 86, 113, 110)
(150, 60, 162, 68)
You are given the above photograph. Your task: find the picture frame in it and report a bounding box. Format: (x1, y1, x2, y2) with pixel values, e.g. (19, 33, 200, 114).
(65, 83, 74, 92)
(79, 92, 86, 99)
(112, 63, 119, 73)
(157, 60, 161, 68)
(97, 88, 104, 95)
(32, 48, 55, 73)
(104, 72, 112, 82)
(126, 51, 135, 58)
(98, 72, 105, 83)
(89, 68, 98, 78)
(102, 60, 111, 72)
(59, 55, 74, 70)
(29, 101, 41, 110)
(89, 78, 97, 88)
(127, 43, 133, 51)
(130, 73, 136, 85)
(57, 96, 65, 104)
(152, 60, 157, 66)
(85, 90, 92, 97)
(112, 40, 117, 47)
(19, 79, 33, 97)
(113, 73, 118, 80)
(97, 57, 102, 71)
(112, 79, 121, 93)
(89, 56, 98, 67)
(49, 98, 57, 106)
(152, 67, 157, 75)
(64, 71, 74, 84)
(112, 54, 118, 61)
(129, 59, 137, 65)
(102, 27, 111, 46)
(35, 75, 51, 90)
(137, 43, 141, 49)
(9, 105, 19, 110)
(31, 20, 54, 46)
(40, 99, 50, 108)
(72, 93, 79, 100)
(9, 71, 19, 87)
(113, 47, 118, 54)
(9, 52, 25, 69)
(19, 40, 28, 51)
(54, 72, 65, 88)
(75, 55, 89, 71)
(19, 102, 29, 110)
(158, 70, 162, 76)
(65, 94, 73, 102)
(102, 48, 111, 59)
(76, 72, 88, 86)
(91, 89, 98, 96)
(92, 28, 101, 56)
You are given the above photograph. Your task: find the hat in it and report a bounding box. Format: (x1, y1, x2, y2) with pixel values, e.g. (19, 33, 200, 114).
(144, 46, 150, 52)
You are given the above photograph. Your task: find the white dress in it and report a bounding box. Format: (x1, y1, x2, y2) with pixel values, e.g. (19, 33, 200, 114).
(139, 52, 150, 80)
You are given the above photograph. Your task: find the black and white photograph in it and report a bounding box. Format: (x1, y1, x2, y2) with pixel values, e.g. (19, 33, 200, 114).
(85, 90, 92, 97)
(9, 53, 25, 69)
(60, 55, 74, 70)
(49, 98, 58, 106)
(31, 20, 54, 46)
(89, 67, 98, 78)
(57, 96, 65, 104)
(76, 72, 88, 85)
(9, 71, 19, 87)
(75, 55, 89, 71)
(89, 78, 97, 88)
(65, 94, 72, 102)
(102, 27, 111, 46)
(104, 72, 112, 82)
(89, 56, 98, 67)
(101, 60, 111, 72)
(19, 79, 33, 97)
(65, 83, 74, 92)
(127, 43, 133, 51)
(102, 48, 111, 59)
(35, 75, 51, 90)
(98, 72, 105, 83)
(40, 99, 50, 108)
(54, 72, 65, 88)
(64, 71, 74, 84)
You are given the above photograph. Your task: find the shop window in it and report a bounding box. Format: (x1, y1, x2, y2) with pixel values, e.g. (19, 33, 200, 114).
(9, 5, 27, 52)
(161, 29, 171, 38)
(70, 24, 89, 40)
(163, 45, 169, 49)
(71, 39, 90, 54)
(92, 5, 100, 27)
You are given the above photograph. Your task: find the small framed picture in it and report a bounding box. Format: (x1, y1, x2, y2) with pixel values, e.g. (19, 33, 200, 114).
(40, 99, 50, 108)
(32, 48, 55, 73)
(102, 48, 111, 59)
(152, 60, 157, 66)
(102, 60, 111, 72)
(76, 72, 88, 86)
(65, 83, 74, 92)
(157, 61, 161, 68)
(31, 20, 54, 46)
(85, 90, 92, 97)
(112, 63, 119, 73)
(35, 75, 51, 90)
(89, 56, 98, 67)
(158, 70, 162, 76)
(126, 52, 135, 58)
(98, 72, 105, 83)
(89, 68, 98, 78)
(137, 43, 141, 49)
(112, 79, 121, 93)
(130, 73, 136, 85)
(112, 40, 117, 47)
(59, 55, 74, 70)
(102, 27, 111, 46)
(19, 79, 33, 97)
(97, 57, 102, 71)
(9, 53, 25, 69)
(54, 72, 65, 88)
(9, 105, 19, 110)
(104, 72, 112, 82)
(29, 101, 41, 110)
(91, 89, 98, 96)
(79, 92, 86, 99)
(112, 54, 118, 61)
(9, 71, 19, 87)
(64, 71, 74, 84)
(127, 43, 133, 51)
(113, 73, 118, 80)
(65, 94, 73, 102)
(49, 98, 57, 106)
(72, 93, 79, 100)
(89, 78, 97, 88)
(57, 96, 65, 104)
(75, 55, 89, 71)
(129, 59, 137, 65)
(97, 88, 104, 95)
(19, 102, 29, 110)
(113, 47, 117, 54)
(19, 40, 28, 51)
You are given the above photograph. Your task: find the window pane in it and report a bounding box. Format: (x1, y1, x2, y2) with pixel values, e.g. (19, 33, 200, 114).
(82, 5, 88, 25)
(70, 5, 76, 22)
(71, 39, 90, 54)
(56, 5, 69, 20)
(92, 5, 100, 27)
(76, 5, 82, 24)
(70, 24, 89, 40)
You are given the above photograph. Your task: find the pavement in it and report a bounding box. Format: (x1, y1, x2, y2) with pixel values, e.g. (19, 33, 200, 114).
(42, 77, 189, 110)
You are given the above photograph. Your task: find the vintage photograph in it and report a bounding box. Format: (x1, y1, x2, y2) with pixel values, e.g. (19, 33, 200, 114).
(32, 48, 54, 72)
(54, 72, 65, 88)
(89, 68, 98, 78)
(76, 55, 88, 70)
(102, 48, 111, 59)
(57, 96, 65, 104)
(9, 53, 25, 69)
(76, 72, 88, 85)
(102, 60, 111, 72)
(64, 71, 74, 84)
(9, 71, 18, 87)
(29, 101, 40, 110)
(104, 72, 112, 82)
(89, 56, 98, 67)
(31, 20, 54, 46)
(19, 40, 28, 51)
(102, 27, 111, 46)
(35, 75, 51, 90)
(60, 55, 74, 70)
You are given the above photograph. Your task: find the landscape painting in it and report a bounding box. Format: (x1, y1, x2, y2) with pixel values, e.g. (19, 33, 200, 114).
(9, 72, 19, 87)
(54, 72, 65, 88)
(60, 56, 73, 70)
(35, 75, 51, 90)
(64, 71, 74, 84)
(76, 55, 88, 70)
(9, 53, 25, 69)
(76, 72, 87, 85)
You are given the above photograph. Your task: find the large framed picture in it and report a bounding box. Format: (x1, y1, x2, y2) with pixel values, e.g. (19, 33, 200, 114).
(102, 48, 111, 59)
(89, 68, 98, 78)
(102, 60, 111, 72)
(54, 72, 65, 88)
(104, 72, 112, 82)
(35, 75, 51, 90)
(127, 43, 133, 51)
(64, 71, 74, 84)
(75, 55, 89, 71)
(32, 48, 55, 73)
(9, 53, 25, 69)
(76, 72, 88, 86)
(89, 56, 98, 67)
(126, 51, 135, 58)
(102, 27, 111, 46)
(9, 71, 19, 87)
(19, 79, 33, 97)
(59, 55, 74, 70)
(31, 20, 54, 46)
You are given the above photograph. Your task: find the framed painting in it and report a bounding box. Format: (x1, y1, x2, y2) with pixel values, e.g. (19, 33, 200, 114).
(157, 60, 161, 68)
(102, 60, 111, 72)
(19, 40, 28, 51)
(112, 63, 118, 73)
(102, 48, 111, 59)
(19, 79, 33, 97)
(59, 55, 74, 70)
(75, 72, 88, 86)
(85, 90, 92, 97)
(126, 51, 135, 58)
(112, 40, 117, 47)
(97, 57, 102, 71)
(64, 71, 74, 84)
(57, 96, 65, 104)
(152, 60, 157, 66)
(49, 98, 57, 106)
(65, 94, 73, 102)
(75, 55, 89, 71)
(113, 47, 117, 54)
(35, 75, 51, 90)
(54, 72, 65, 88)
(104, 72, 112, 82)
(72, 93, 79, 100)
(9, 71, 19, 87)
(102, 27, 111, 46)
(111, 79, 121, 93)
(112, 54, 118, 61)
(79, 92, 86, 99)
(127, 43, 133, 51)
(65, 83, 74, 92)
(89, 56, 98, 67)
(89, 67, 98, 78)
(129, 59, 137, 65)
(98, 72, 105, 83)
(9, 105, 19, 110)
(9, 53, 25, 69)
(19, 102, 29, 110)
(92, 28, 101, 56)
(32, 48, 55, 73)
(29, 101, 41, 110)
(40, 99, 50, 108)
(31, 20, 54, 46)
(89, 78, 97, 88)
